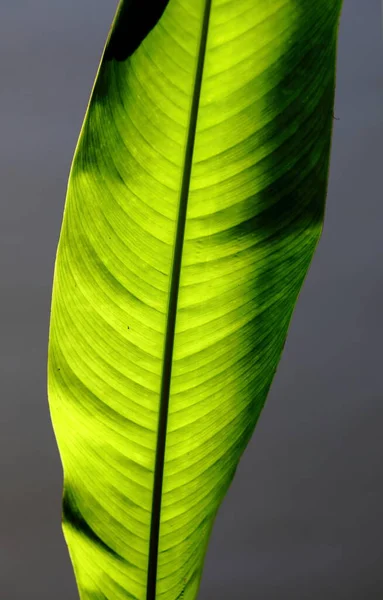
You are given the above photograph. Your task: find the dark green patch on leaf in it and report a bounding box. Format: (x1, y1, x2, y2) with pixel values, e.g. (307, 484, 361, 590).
(104, 0, 170, 61)
(62, 488, 120, 559)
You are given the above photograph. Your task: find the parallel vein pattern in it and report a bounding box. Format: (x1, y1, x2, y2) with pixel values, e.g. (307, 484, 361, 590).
(48, 1, 343, 599)
(147, 1, 212, 598)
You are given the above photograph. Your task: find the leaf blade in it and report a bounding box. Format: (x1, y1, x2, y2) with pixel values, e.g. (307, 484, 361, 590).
(48, 1, 343, 598)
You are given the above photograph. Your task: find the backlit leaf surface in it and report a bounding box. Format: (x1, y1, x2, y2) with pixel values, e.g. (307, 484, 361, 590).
(48, 1, 344, 598)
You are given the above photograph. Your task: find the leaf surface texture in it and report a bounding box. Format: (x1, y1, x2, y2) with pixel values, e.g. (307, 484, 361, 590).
(48, 1, 343, 598)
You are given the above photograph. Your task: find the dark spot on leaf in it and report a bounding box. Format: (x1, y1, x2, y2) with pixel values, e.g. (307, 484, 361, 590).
(62, 488, 119, 559)
(104, 0, 170, 61)
(176, 586, 185, 600)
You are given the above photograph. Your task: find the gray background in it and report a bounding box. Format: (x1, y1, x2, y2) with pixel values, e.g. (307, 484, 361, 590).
(1, 1, 382, 598)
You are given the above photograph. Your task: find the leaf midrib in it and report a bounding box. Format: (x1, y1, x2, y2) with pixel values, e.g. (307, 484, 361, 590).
(146, 1, 213, 598)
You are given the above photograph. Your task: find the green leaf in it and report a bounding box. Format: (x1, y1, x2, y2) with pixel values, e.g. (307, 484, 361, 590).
(47, 1, 343, 598)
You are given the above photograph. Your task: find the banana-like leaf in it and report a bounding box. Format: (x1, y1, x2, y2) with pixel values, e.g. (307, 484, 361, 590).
(48, 1, 343, 598)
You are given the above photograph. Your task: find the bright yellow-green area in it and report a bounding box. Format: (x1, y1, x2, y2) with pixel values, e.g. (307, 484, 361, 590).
(48, 1, 343, 599)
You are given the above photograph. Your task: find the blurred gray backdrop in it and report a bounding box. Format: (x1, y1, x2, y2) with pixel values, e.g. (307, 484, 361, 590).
(0, 1, 382, 598)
